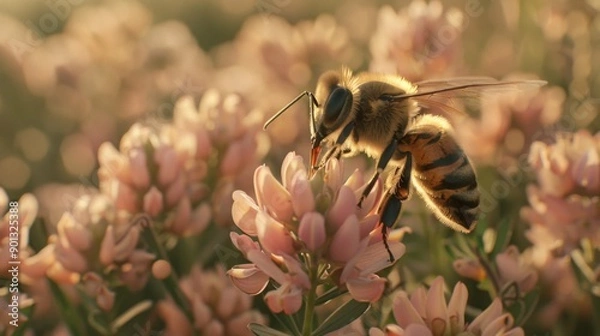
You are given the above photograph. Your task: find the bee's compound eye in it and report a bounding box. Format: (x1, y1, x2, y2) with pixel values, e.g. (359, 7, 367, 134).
(323, 87, 352, 127)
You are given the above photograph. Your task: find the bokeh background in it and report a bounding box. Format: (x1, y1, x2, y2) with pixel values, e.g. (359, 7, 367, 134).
(1, 0, 599, 335)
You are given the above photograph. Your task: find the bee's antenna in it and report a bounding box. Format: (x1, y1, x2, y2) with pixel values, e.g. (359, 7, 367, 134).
(263, 91, 319, 135)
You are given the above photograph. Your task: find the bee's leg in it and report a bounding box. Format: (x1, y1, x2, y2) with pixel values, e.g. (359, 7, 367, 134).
(315, 122, 356, 170)
(379, 153, 412, 262)
(357, 138, 399, 208)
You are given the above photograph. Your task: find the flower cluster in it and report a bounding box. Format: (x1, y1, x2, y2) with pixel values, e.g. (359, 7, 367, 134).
(521, 130, 599, 324)
(369, 1, 465, 81)
(228, 152, 407, 314)
(98, 91, 266, 229)
(369, 276, 524, 336)
(157, 265, 267, 336)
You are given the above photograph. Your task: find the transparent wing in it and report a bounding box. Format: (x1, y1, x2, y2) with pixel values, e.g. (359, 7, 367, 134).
(390, 77, 547, 118)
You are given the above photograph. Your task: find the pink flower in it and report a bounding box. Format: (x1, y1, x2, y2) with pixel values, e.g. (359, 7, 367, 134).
(228, 152, 407, 313)
(164, 265, 267, 335)
(522, 130, 600, 325)
(369, 2, 464, 82)
(369, 276, 524, 336)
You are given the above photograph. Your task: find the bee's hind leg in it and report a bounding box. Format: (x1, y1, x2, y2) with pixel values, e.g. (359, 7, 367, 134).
(378, 153, 412, 262)
(357, 138, 399, 208)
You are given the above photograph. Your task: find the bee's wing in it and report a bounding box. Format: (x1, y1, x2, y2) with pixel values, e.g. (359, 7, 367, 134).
(393, 77, 547, 118)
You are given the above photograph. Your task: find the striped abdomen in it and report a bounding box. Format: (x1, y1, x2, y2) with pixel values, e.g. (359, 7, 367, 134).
(399, 115, 479, 232)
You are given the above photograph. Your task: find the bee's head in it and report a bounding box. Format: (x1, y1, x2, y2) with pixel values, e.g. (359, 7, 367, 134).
(311, 70, 355, 171)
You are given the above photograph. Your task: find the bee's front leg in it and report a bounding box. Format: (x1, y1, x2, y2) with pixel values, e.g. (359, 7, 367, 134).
(378, 153, 412, 262)
(357, 138, 399, 208)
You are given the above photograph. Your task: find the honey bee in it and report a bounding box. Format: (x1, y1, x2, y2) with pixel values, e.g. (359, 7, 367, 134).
(264, 67, 545, 261)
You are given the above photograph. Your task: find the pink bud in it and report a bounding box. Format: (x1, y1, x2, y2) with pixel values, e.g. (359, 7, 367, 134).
(191, 296, 212, 328)
(453, 258, 485, 281)
(256, 211, 295, 256)
(165, 174, 186, 208)
(157, 301, 193, 336)
(111, 181, 139, 213)
(143, 187, 164, 217)
(113, 226, 140, 262)
(327, 186, 357, 231)
(22, 245, 55, 279)
(57, 212, 92, 251)
(128, 148, 150, 189)
(187, 203, 211, 236)
(55, 240, 88, 273)
(98, 142, 131, 184)
(97, 285, 115, 311)
(215, 286, 239, 319)
(324, 158, 344, 192)
(298, 212, 326, 252)
(168, 197, 192, 236)
(155, 145, 180, 187)
(328, 215, 360, 263)
(220, 141, 244, 176)
(99, 226, 116, 265)
(289, 170, 315, 217)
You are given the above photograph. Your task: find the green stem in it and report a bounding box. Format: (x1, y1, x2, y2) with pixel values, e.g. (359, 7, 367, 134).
(302, 255, 319, 336)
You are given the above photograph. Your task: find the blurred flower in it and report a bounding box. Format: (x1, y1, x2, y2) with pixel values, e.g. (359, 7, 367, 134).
(368, 276, 524, 336)
(455, 83, 565, 165)
(523, 130, 600, 252)
(228, 152, 407, 314)
(521, 130, 599, 326)
(369, 1, 465, 82)
(213, 14, 357, 152)
(158, 265, 267, 336)
(453, 245, 538, 298)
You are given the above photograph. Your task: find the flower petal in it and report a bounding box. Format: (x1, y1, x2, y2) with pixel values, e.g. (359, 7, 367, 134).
(328, 214, 361, 263)
(426, 277, 448, 336)
(467, 298, 503, 333)
(227, 264, 269, 295)
(290, 170, 315, 217)
(346, 274, 386, 302)
(447, 281, 468, 333)
(393, 291, 426, 328)
(298, 212, 326, 252)
(231, 190, 260, 236)
(327, 186, 357, 231)
(254, 165, 294, 222)
(256, 211, 295, 255)
(281, 152, 307, 190)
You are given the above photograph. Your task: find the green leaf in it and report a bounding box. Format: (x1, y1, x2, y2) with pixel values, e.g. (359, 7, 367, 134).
(248, 323, 293, 336)
(314, 286, 347, 306)
(311, 300, 370, 336)
(269, 312, 301, 336)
